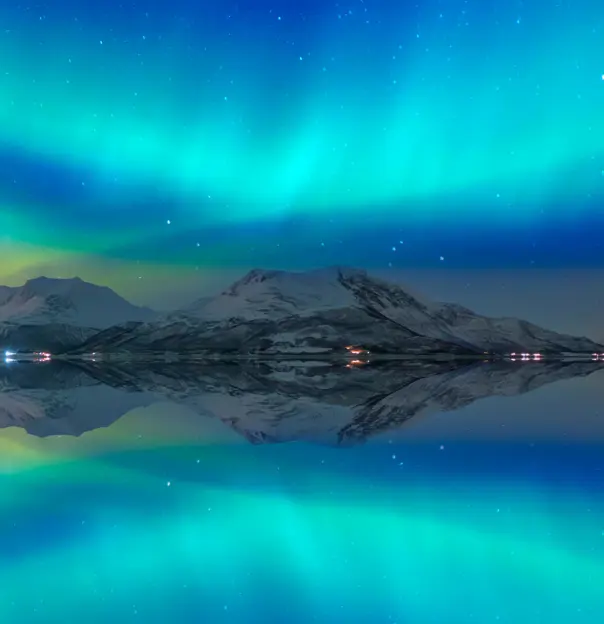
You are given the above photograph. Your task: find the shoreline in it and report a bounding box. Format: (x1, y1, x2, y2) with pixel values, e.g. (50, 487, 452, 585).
(5, 352, 601, 364)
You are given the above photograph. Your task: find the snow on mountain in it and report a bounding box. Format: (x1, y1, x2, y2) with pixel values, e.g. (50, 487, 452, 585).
(431, 301, 604, 353)
(175, 266, 601, 353)
(177, 296, 212, 316)
(0, 286, 12, 305)
(0, 277, 155, 329)
(70, 266, 602, 355)
(193, 267, 358, 321)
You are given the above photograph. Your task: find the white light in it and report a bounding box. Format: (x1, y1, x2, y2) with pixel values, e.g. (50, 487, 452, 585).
(4, 350, 15, 357)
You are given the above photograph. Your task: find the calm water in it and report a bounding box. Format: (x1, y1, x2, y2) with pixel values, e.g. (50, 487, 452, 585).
(0, 360, 603, 623)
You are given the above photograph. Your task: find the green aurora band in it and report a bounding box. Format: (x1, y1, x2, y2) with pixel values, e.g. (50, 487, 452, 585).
(1, 1, 604, 286)
(1, 1, 603, 226)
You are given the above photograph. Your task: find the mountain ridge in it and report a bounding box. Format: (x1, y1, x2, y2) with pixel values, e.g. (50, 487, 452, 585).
(0, 277, 156, 352)
(69, 266, 602, 356)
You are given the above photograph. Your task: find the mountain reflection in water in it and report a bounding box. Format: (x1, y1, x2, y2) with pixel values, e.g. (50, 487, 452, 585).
(0, 358, 602, 442)
(0, 360, 603, 623)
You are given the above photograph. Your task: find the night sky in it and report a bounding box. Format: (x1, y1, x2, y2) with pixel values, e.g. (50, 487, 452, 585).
(1, 0, 603, 333)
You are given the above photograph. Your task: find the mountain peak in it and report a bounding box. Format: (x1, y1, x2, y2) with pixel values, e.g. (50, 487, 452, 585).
(229, 265, 367, 290)
(0, 276, 155, 329)
(26, 276, 83, 283)
(191, 265, 413, 322)
(229, 268, 282, 289)
(22, 276, 95, 294)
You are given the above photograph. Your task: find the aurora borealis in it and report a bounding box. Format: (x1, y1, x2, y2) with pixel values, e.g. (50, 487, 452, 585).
(1, 0, 604, 301)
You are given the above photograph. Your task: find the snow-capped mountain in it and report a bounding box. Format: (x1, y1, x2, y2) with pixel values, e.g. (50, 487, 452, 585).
(191, 268, 360, 320)
(73, 266, 601, 355)
(0, 277, 156, 352)
(0, 277, 155, 328)
(0, 359, 599, 442)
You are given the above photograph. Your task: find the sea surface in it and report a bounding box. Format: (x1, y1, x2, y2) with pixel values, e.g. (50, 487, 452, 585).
(0, 359, 603, 623)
